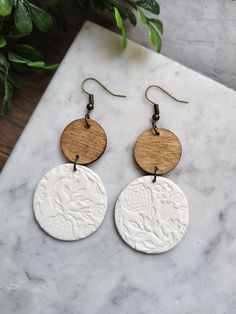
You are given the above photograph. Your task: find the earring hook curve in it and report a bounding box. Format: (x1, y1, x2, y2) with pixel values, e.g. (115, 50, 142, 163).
(81, 77, 126, 98)
(145, 85, 188, 106)
(81, 77, 126, 129)
(145, 85, 188, 137)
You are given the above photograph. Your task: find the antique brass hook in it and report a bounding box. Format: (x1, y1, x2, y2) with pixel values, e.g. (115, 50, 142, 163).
(81, 77, 127, 98)
(81, 77, 126, 128)
(145, 85, 188, 135)
(145, 85, 188, 106)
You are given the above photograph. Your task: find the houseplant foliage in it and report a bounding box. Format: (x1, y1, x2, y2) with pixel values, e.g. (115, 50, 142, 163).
(0, 0, 163, 115)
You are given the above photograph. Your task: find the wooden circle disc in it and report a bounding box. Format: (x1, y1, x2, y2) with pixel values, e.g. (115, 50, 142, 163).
(134, 128, 182, 175)
(60, 118, 107, 164)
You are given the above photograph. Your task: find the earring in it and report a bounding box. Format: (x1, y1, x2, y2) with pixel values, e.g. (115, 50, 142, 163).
(33, 78, 126, 241)
(115, 85, 189, 254)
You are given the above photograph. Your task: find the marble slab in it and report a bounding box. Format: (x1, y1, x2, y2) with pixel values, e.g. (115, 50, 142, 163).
(1, 21, 236, 314)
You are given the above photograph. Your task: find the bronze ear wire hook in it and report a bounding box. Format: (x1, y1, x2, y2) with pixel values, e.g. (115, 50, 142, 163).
(145, 85, 188, 135)
(81, 77, 127, 128)
(81, 77, 127, 97)
(145, 85, 188, 106)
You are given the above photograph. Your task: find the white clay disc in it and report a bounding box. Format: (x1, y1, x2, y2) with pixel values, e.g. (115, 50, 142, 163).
(33, 164, 107, 241)
(115, 176, 189, 253)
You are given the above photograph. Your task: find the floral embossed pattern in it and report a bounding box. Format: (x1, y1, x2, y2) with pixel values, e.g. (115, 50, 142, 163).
(115, 176, 189, 253)
(33, 164, 107, 241)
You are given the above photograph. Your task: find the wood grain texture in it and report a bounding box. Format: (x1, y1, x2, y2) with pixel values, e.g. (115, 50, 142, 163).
(0, 151, 8, 168)
(60, 118, 107, 164)
(134, 128, 182, 175)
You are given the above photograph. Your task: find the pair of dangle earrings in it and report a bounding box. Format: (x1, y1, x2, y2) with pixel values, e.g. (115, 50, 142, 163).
(33, 78, 189, 254)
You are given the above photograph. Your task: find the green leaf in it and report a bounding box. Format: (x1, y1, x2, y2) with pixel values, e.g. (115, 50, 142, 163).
(156, 32, 162, 52)
(122, 0, 136, 9)
(41, 63, 58, 70)
(14, 1, 33, 34)
(121, 24, 127, 49)
(0, 70, 5, 81)
(148, 24, 162, 52)
(136, 0, 160, 14)
(28, 62, 58, 70)
(114, 6, 123, 28)
(0, 53, 9, 69)
(114, 2, 137, 25)
(8, 51, 29, 64)
(114, 7, 127, 48)
(29, 4, 53, 32)
(147, 20, 162, 52)
(0, 0, 13, 17)
(124, 8, 137, 26)
(15, 44, 43, 61)
(27, 61, 45, 67)
(10, 29, 30, 39)
(8, 51, 58, 71)
(148, 24, 157, 47)
(108, 0, 136, 25)
(149, 18, 163, 35)
(1, 80, 12, 115)
(48, 4, 68, 32)
(0, 36, 6, 47)
(39, 0, 59, 5)
(136, 6, 147, 25)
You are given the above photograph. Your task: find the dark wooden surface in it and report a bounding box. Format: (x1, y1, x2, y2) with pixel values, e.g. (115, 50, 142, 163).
(0, 6, 113, 171)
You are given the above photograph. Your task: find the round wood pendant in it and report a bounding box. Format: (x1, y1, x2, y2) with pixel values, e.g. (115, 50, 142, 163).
(60, 118, 107, 164)
(134, 128, 182, 175)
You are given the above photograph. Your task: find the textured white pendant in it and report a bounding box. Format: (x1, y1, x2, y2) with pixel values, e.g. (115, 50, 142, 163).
(33, 164, 107, 241)
(115, 176, 189, 253)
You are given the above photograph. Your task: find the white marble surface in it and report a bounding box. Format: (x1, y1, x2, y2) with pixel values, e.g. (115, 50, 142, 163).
(1, 21, 236, 313)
